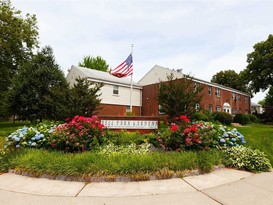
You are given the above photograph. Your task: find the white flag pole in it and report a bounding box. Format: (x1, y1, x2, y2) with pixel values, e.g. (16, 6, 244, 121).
(129, 44, 134, 113)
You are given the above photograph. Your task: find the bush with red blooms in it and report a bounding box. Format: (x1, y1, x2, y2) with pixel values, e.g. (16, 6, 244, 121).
(48, 115, 105, 152)
(157, 115, 224, 151)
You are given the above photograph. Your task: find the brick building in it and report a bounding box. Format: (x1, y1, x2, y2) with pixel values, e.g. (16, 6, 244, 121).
(66, 65, 251, 116)
(67, 65, 142, 116)
(139, 65, 251, 116)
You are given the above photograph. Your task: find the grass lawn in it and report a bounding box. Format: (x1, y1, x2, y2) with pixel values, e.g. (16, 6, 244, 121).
(0, 121, 32, 137)
(0, 121, 32, 149)
(236, 123, 273, 164)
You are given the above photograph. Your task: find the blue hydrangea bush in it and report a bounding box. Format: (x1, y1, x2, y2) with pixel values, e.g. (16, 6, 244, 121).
(217, 126, 246, 147)
(5, 121, 58, 150)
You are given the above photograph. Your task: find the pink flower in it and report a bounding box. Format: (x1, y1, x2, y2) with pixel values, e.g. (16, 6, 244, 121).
(185, 137, 191, 145)
(183, 128, 190, 134)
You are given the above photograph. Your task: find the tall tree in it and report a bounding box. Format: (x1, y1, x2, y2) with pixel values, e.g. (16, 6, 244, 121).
(158, 73, 204, 120)
(78, 55, 109, 72)
(0, 0, 39, 108)
(263, 86, 273, 122)
(5, 46, 67, 122)
(244, 34, 273, 93)
(68, 77, 103, 116)
(211, 70, 247, 92)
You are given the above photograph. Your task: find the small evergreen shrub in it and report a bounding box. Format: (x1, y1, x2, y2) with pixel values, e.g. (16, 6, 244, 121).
(223, 146, 272, 173)
(192, 112, 209, 121)
(106, 131, 155, 145)
(247, 114, 259, 123)
(233, 114, 250, 125)
(212, 112, 233, 125)
(202, 110, 214, 121)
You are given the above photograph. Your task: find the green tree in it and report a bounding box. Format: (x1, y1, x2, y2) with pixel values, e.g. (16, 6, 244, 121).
(211, 70, 247, 92)
(68, 77, 103, 116)
(244, 34, 273, 93)
(258, 99, 265, 106)
(78, 55, 109, 72)
(0, 0, 39, 111)
(5, 46, 67, 122)
(264, 87, 273, 107)
(263, 87, 273, 122)
(158, 73, 204, 120)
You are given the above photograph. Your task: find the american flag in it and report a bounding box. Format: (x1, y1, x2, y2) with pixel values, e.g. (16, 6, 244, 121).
(110, 53, 133, 78)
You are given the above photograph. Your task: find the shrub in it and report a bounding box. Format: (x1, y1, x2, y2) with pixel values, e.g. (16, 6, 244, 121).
(158, 116, 246, 151)
(4, 121, 57, 150)
(223, 146, 272, 173)
(192, 112, 209, 121)
(247, 114, 259, 123)
(48, 115, 105, 152)
(233, 114, 250, 125)
(106, 131, 156, 146)
(212, 112, 233, 125)
(97, 143, 151, 156)
(217, 127, 246, 147)
(202, 110, 214, 121)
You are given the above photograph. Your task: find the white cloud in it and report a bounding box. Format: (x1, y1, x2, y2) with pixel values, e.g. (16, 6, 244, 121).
(11, 0, 273, 101)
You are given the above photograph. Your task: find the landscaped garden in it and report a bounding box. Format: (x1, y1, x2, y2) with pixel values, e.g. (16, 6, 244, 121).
(0, 115, 272, 181)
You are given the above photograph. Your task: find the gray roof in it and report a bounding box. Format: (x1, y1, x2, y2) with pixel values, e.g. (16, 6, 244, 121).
(251, 102, 262, 107)
(139, 65, 251, 97)
(71, 65, 141, 88)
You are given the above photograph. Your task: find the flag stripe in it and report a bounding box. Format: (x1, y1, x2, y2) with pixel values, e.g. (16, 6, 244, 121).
(110, 53, 133, 78)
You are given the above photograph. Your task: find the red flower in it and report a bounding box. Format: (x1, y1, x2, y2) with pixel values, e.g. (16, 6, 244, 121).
(65, 117, 70, 122)
(179, 115, 190, 123)
(190, 126, 197, 133)
(98, 124, 104, 130)
(171, 123, 179, 132)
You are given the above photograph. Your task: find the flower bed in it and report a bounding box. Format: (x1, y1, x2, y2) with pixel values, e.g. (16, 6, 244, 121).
(157, 115, 246, 151)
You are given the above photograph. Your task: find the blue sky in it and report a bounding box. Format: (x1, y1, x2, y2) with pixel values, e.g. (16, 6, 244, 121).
(12, 0, 273, 102)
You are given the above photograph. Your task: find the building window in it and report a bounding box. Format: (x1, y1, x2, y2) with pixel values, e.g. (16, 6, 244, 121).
(208, 104, 213, 112)
(232, 108, 237, 115)
(216, 105, 221, 112)
(232, 93, 236, 100)
(245, 97, 248, 103)
(208, 86, 212, 95)
(237, 95, 241, 101)
(113, 85, 119, 95)
(158, 105, 165, 114)
(126, 106, 130, 113)
(194, 82, 199, 93)
(195, 103, 200, 112)
(215, 88, 221, 97)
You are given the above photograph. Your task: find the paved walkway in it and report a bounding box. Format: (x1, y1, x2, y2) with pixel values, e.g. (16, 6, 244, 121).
(0, 168, 272, 205)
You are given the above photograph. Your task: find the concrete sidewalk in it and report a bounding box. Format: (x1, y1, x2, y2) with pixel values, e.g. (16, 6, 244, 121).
(0, 168, 272, 205)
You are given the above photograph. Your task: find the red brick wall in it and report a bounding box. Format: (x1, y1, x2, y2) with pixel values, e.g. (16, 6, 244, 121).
(141, 84, 160, 116)
(97, 103, 141, 116)
(142, 81, 251, 116)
